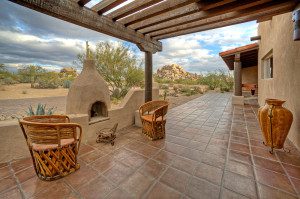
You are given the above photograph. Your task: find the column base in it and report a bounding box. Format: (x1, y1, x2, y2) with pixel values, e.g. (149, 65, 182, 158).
(232, 95, 244, 105)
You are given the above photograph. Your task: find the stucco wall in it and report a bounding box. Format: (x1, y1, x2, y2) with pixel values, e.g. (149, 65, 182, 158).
(258, 12, 300, 149)
(0, 88, 158, 163)
(242, 66, 258, 84)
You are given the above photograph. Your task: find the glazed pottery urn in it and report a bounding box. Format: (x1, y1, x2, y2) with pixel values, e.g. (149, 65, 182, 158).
(258, 99, 293, 151)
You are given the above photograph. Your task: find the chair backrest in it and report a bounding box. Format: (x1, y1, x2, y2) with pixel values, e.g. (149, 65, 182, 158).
(139, 100, 169, 115)
(153, 105, 169, 121)
(19, 115, 81, 146)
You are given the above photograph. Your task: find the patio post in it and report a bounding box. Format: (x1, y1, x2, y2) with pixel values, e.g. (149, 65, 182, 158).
(234, 53, 242, 96)
(232, 53, 244, 105)
(145, 51, 153, 102)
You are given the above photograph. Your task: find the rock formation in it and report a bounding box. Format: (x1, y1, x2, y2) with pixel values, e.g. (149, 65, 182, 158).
(156, 64, 198, 80)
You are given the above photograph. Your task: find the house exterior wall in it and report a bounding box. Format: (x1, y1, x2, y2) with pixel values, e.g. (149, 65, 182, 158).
(258, 12, 300, 149)
(242, 66, 258, 84)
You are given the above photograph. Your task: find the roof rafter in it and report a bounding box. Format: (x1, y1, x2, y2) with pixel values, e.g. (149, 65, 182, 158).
(130, 0, 235, 31)
(77, 0, 91, 7)
(148, 0, 292, 38)
(9, 0, 162, 53)
(153, 2, 295, 40)
(140, 0, 273, 35)
(106, 0, 164, 21)
(118, 0, 199, 27)
(91, 0, 126, 15)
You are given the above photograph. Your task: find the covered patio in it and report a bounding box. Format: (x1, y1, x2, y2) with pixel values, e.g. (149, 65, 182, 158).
(1, 93, 300, 198)
(1, 0, 300, 199)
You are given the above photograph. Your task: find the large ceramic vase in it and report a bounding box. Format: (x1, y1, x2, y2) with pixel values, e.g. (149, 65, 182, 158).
(258, 99, 293, 151)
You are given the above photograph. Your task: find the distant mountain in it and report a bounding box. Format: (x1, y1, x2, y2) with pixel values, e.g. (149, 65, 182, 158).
(156, 64, 198, 80)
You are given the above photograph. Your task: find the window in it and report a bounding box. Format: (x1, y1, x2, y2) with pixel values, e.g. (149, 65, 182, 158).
(262, 51, 273, 79)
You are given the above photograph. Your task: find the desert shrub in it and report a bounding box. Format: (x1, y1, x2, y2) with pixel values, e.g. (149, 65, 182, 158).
(0, 65, 19, 85)
(179, 86, 196, 96)
(62, 80, 72, 88)
(159, 84, 169, 89)
(18, 65, 46, 87)
(22, 90, 27, 94)
(26, 103, 56, 116)
(35, 72, 61, 89)
(199, 69, 233, 91)
(193, 86, 203, 94)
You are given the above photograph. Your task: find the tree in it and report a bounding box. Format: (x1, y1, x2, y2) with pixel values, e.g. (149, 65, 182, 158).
(18, 65, 46, 87)
(77, 41, 144, 99)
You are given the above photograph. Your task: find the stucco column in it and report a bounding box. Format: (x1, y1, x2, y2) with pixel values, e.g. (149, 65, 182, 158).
(145, 51, 153, 102)
(234, 53, 242, 96)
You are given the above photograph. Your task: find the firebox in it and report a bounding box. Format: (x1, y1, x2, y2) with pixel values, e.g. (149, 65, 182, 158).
(90, 101, 108, 119)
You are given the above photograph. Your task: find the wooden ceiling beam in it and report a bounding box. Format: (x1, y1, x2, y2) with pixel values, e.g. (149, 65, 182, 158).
(77, 0, 91, 6)
(91, 0, 126, 15)
(130, 0, 235, 31)
(140, 0, 272, 34)
(148, 1, 292, 38)
(106, 0, 164, 21)
(8, 0, 162, 53)
(118, 0, 199, 27)
(153, 4, 294, 40)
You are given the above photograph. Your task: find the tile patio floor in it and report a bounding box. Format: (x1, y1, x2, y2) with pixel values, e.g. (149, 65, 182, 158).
(0, 92, 300, 199)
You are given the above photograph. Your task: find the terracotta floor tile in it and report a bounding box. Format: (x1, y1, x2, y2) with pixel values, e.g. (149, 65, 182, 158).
(147, 139, 166, 149)
(32, 181, 77, 199)
(194, 162, 223, 185)
(186, 177, 220, 199)
(163, 142, 186, 155)
(211, 133, 229, 141)
(209, 138, 229, 148)
(290, 177, 300, 195)
(205, 145, 227, 158)
(0, 187, 22, 199)
(0, 166, 11, 179)
(91, 154, 116, 173)
(139, 159, 166, 179)
(276, 151, 300, 167)
(257, 183, 298, 199)
(105, 188, 132, 199)
(121, 172, 154, 198)
(221, 188, 249, 199)
(226, 159, 254, 178)
(282, 163, 300, 179)
(0, 175, 17, 193)
(223, 171, 257, 198)
(11, 157, 32, 173)
(230, 136, 249, 145)
(21, 177, 55, 198)
(201, 153, 226, 169)
(15, 166, 36, 183)
(65, 164, 98, 189)
(188, 140, 207, 151)
(146, 182, 181, 199)
(250, 139, 265, 148)
(103, 162, 134, 185)
(80, 149, 105, 164)
(253, 156, 285, 174)
(153, 150, 176, 165)
(78, 176, 115, 199)
(171, 156, 198, 175)
(230, 142, 250, 154)
(255, 167, 296, 194)
(121, 151, 148, 169)
(231, 131, 248, 138)
(180, 148, 204, 162)
(78, 144, 95, 156)
(251, 146, 278, 161)
(160, 167, 191, 193)
(137, 144, 160, 158)
(192, 135, 211, 143)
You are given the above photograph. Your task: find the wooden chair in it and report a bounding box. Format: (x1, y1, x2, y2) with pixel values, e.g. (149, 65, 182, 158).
(139, 100, 169, 140)
(19, 115, 82, 181)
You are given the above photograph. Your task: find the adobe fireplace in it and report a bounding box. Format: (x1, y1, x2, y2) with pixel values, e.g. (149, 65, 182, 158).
(66, 57, 110, 124)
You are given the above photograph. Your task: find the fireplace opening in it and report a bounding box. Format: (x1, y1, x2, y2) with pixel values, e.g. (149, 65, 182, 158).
(90, 101, 108, 120)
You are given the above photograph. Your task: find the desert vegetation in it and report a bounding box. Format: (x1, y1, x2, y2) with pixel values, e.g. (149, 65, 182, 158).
(0, 64, 77, 89)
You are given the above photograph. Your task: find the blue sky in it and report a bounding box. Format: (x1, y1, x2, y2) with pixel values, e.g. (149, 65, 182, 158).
(0, 1, 258, 73)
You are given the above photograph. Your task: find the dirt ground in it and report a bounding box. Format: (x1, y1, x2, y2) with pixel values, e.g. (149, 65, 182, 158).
(0, 83, 69, 99)
(0, 83, 203, 121)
